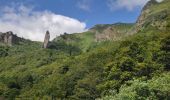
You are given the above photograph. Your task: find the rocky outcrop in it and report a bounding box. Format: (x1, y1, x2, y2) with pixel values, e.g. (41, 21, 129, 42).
(0, 31, 20, 46)
(43, 31, 50, 48)
(90, 23, 133, 42)
(95, 27, 116, 42)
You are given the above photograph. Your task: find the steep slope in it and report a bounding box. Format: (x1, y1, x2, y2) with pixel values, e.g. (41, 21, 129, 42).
(135, 0, 170, 32)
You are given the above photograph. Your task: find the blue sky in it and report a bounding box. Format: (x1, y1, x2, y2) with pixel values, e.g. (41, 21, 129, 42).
(0, 0, 150, 41)
(30, 0, 142, 28)
(0, 0, 148, 28)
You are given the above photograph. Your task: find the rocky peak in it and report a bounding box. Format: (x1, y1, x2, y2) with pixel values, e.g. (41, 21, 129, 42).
(134, 0, 169, 33)
(43, 30, 50, 48)
(135, 0, 156, 32)
(143, 0, 157, 10)
(0, 31, 20, 46)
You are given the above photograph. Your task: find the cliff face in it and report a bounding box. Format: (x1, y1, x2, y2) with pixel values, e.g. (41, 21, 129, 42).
(94, 26, 121, 42)
(0, 31, 21, 46)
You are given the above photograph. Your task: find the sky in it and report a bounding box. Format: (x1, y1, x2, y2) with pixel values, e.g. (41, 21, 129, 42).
(0, 0, 161, 41)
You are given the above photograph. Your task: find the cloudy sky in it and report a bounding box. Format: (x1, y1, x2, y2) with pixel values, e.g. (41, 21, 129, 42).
(0, 0, 162, 41)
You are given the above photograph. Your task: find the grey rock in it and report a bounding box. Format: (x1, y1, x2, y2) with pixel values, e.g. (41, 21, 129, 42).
(0, 31, 20, 46)
(43, 30, 50, 48)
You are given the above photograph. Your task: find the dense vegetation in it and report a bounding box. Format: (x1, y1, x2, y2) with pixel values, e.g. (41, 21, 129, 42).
(0, 0, 170, 99)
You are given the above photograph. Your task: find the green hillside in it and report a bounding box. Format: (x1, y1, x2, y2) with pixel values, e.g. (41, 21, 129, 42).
(52, 23, 134, 52)
(0, 0, 170, 100)
(90, 23, 134, 33)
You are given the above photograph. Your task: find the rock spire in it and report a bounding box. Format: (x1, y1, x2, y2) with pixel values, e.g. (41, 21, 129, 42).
(43, 30, 50, 48)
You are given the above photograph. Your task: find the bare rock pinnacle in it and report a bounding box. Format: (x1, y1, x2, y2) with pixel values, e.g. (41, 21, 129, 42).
(43, 30, 50, 48)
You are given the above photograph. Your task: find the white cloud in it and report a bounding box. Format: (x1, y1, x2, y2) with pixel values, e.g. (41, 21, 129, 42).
(77, 0, 91, 12)
(0, 5, 87, 41)
(107, 0, 164, 11)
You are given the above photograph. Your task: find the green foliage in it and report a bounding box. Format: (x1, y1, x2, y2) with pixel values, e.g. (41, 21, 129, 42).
(160, 35, 170, 70)
(100, 72, 170, 100)
(0, 46, 8, 57)
(0, 31, 169, 99)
